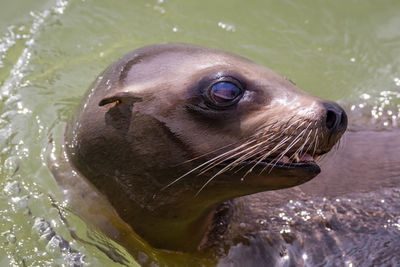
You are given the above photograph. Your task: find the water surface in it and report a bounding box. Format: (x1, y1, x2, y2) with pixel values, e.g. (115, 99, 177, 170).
(1, 0, 399, 266)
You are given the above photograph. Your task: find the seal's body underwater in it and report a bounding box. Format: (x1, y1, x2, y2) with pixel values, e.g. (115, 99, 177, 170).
(59, 43, 347, 252)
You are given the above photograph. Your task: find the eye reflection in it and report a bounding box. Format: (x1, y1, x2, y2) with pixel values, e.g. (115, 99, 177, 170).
(210, 82, 241, 105)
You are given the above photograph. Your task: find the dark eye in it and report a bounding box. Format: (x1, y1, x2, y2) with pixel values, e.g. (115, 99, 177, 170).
(210, 82, 242, 106)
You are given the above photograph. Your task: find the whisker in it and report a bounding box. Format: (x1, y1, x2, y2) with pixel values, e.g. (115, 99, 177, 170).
(312, 128, 319, 156)
(197, 133, 278, 175)
(215, 143, 275, 175)
(193, 139, 261, 174)
(244, 120, 307, 176)
(276, 123, 310, 161)
(161, 122, 283, 190)
(194, 120, 298, 196)
(267, 125, 309, 173)
(160, 145, 249, 191)
(200, 119, 295, 172)
(259, 136, 292, 174)
(243, 140, 287, 176)
(283, 124, 314, 169)
(194, 123, 297, 196)
(195, 172, 220, 197)
(304, 121, 319, 156)
(163, 116, 325, 195)
(176, 142, 241, 166)
(176, 120, 283, 167)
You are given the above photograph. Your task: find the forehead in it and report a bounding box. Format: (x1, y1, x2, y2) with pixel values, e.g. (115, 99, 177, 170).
(121, 47, 262, 87)
(114, 44, 296, 102)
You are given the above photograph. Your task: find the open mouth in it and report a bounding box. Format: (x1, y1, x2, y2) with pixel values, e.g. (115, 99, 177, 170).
(271, 152, 319, 167)
(222, 151, 325, 172)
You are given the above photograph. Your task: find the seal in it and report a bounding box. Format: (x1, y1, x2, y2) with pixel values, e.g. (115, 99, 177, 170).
(57, 43, 347, 253)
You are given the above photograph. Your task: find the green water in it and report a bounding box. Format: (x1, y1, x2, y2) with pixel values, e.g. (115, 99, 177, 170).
(1, 0, 399, 266)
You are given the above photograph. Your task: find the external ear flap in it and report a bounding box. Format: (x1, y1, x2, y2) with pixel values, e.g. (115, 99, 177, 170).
(99, 92, 142, 106)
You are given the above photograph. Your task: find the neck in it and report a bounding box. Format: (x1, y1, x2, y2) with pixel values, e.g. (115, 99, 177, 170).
(133, 202, 218, 251)
(113, 190, 223, 251)
(92, 174, 229, 251)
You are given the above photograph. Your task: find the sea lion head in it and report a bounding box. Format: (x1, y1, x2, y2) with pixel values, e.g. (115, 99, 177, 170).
(65, 43, 347, 250)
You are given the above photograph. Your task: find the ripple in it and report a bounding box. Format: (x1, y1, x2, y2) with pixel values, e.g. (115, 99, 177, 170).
(346, 89, 400, 128)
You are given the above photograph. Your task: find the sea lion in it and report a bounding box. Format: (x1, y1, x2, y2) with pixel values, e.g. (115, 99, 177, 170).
(54, 43, 347, 254)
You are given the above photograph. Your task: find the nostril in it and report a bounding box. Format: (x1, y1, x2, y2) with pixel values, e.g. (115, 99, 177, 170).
(325, 110, 337, 130)
(323, 102, 348, 134)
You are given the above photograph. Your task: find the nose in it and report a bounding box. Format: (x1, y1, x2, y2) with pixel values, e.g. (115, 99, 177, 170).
(323, 102, 348, 135)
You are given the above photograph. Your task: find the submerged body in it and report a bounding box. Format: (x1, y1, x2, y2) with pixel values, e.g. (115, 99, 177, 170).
(51, 43, 350, 263)
(51, 126, 400, 265)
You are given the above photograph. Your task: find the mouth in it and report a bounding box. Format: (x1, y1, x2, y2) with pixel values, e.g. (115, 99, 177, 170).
(222, 151, 325, 173)
(267, 152, 320, 168)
